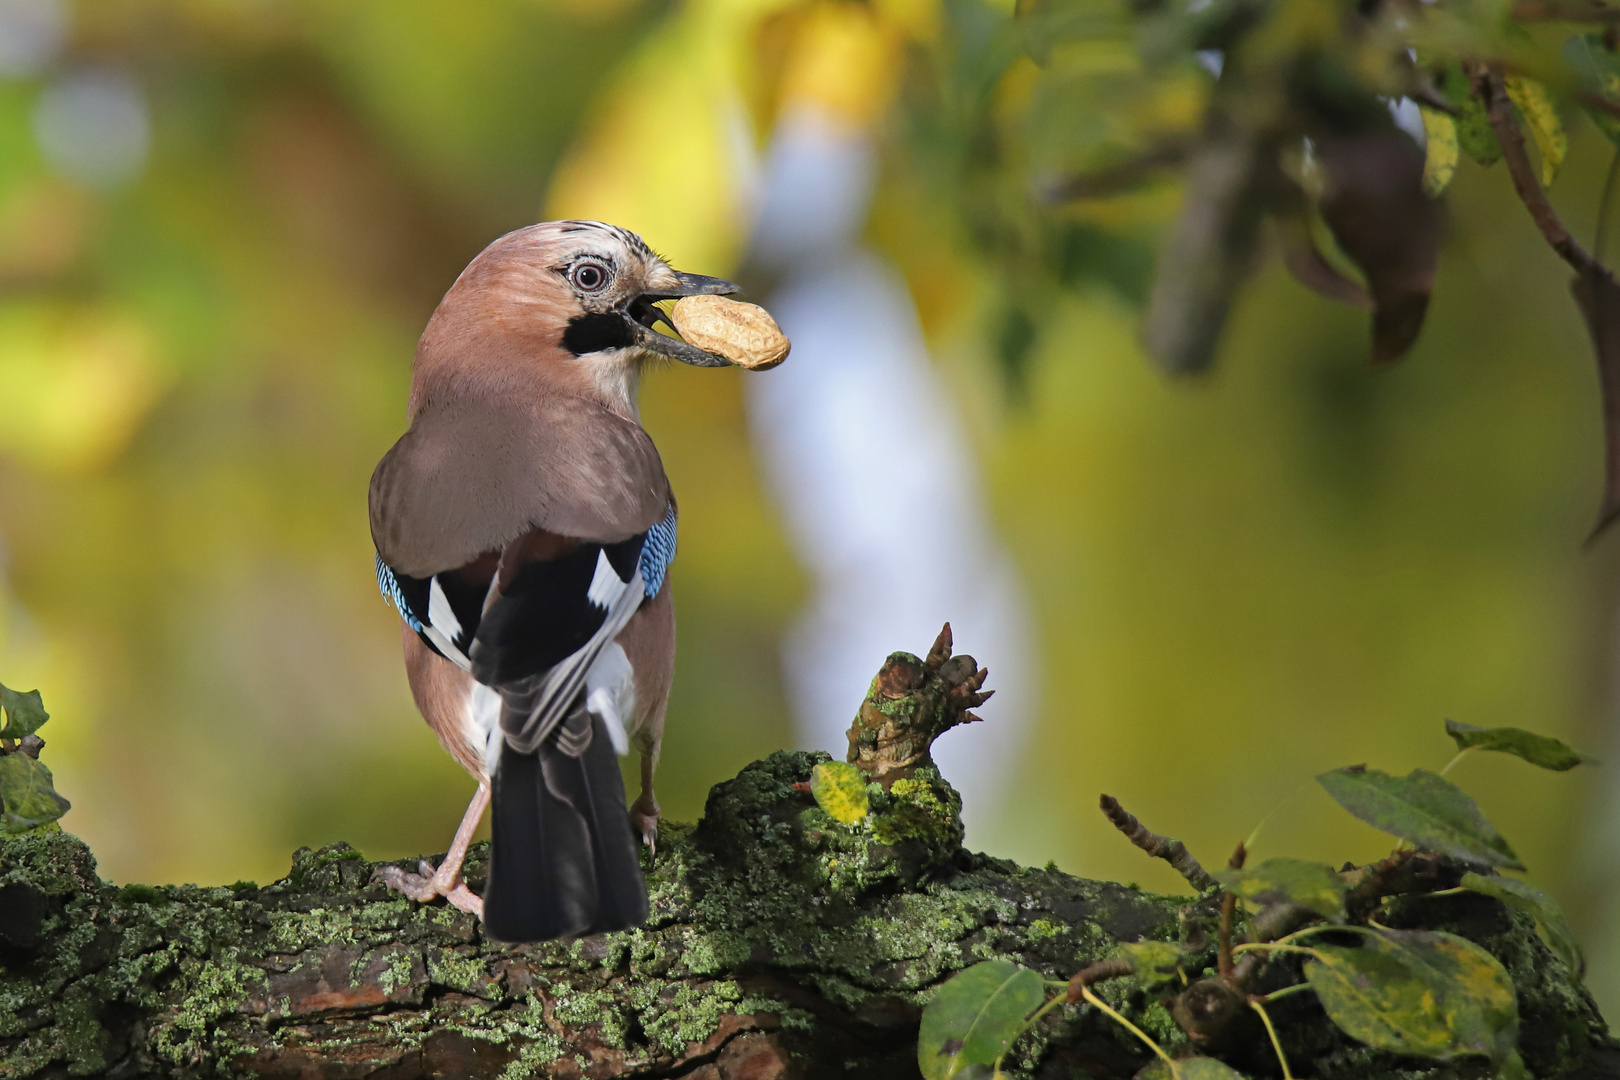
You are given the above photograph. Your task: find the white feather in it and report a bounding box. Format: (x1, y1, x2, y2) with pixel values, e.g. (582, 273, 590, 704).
(423, 626, 471, 672)
(423, 576, 472, 670)
(428, 577, 463, 639)
(585, 642, 636, 756)
(586, 550, 625, 609)
(469, 683, 502, 776)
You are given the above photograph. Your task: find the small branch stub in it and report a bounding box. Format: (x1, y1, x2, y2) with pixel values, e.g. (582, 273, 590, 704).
(845, 623, 993, 788)
(1098, 793, 1219, 892)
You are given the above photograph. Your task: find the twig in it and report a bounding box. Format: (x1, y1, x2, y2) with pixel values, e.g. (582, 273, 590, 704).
(1512, 0, 1620, 19)
(1344, 850, 1411, 918)
(1217, 841, 1245, 982)
(1598, 146, 1620, 264)
(1043, 141, 1190, 203)
(1472, 63, 1601, 274)
(1250, 898, 1318, 945)
(1578, 91, 1620, 128)
(1342, 848, 1465, 918)
(1098, 795, 1220, 892)
(1409, 80, 1457, 116)
(1066, 956, 1134, 1002)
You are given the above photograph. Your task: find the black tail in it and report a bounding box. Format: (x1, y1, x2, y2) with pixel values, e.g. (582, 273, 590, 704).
(483, 708, 648, 942)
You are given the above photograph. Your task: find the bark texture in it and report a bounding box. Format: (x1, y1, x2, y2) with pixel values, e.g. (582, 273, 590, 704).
(2, 646, 1615, 1079)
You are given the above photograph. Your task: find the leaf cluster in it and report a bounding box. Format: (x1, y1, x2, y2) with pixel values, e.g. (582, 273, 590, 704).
(0, 682, 69, 837)
(916, 720, 1592, 1078)
(905, 0, 1620, 532)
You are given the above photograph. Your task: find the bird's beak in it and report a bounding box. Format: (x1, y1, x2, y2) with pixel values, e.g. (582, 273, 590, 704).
(662, 271, 741, 298)
(627, 269, 742, 367)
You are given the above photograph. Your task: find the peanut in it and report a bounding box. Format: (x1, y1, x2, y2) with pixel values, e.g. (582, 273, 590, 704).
(670, 294, 790, 370)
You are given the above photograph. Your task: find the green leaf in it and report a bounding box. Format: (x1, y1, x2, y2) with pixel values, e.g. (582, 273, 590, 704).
(0, 683, 49, 739)
(1439, 65, 1501, 165)
(1419, 108, 1459, 197)
(811, 761, 870, 824)
(918, 960, 1046, 1079)
(1317, 766, 1523, 870)
(1504, 76, 1566, 187)
(1305, 929, 1518, 1063)
(1136, 1056, 1250, 1079)
(1459, 872, 1584, 978)
(1445, 720, 1595, 772)
(1214, 857, 1347, 920)
(1116, 940, 1185, 987)
(0, 753, 70, 835)
(1563, 34, 1620, 147)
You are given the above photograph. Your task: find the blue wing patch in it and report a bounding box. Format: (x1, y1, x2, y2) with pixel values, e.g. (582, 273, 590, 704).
(375, 553, 424, 633)
(375, 504, 673, 676)
(639, 506, 677, 598)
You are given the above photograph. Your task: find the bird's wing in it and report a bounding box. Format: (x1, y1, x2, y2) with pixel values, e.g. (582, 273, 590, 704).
(375, 505, 679, 757)
(369, 392, 670, 578)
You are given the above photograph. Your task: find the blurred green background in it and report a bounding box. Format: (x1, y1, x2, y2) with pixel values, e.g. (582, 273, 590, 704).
(1, 0, 1617, 1019)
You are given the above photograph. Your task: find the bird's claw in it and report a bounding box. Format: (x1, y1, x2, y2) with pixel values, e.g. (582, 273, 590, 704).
(373, 860, 483, 918)
(630, 795, 661, 856)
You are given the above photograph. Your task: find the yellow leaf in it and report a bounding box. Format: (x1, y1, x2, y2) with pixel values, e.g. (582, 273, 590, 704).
(1419, 107, 1459, 197)
(1505, 76, 1567, 187)
(810, 761, 870, 824)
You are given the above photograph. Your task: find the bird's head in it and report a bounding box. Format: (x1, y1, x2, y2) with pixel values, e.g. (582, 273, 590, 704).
(416, 220, 740, 416)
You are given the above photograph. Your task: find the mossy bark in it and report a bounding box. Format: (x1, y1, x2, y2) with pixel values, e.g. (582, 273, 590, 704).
(3, 639, 1616, 1078)
(0, 747, 1614, 1080)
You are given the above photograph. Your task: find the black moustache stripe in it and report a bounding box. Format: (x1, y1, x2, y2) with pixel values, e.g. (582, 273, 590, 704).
(562, 312, 636, 356)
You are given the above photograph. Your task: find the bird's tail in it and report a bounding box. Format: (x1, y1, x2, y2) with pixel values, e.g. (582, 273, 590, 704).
(483, 706, 648, 942)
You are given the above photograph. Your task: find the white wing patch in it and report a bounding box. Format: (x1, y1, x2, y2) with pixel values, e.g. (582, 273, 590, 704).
(586, 549, 626, 609)
(585, 642, 637, 756)
(428, 577, 464, 638)
(469, 682, 503, 775)
(424, 577, 471, 671)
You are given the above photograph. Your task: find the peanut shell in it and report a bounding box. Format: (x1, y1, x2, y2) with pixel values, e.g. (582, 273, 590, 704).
(670, 294, 790, 370)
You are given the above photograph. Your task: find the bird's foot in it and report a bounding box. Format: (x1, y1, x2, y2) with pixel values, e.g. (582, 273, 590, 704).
(444, 883, 484, 919)
(630, 793, 661, 855)
(374, 859, 483, 918)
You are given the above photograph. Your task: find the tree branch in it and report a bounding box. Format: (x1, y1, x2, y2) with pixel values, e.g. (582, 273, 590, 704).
(1474, 64, 1602, 274)
(1511, 0, 1620, 20)
(3, 641, 1614, 1078)
(1098, 793, 1220, 892)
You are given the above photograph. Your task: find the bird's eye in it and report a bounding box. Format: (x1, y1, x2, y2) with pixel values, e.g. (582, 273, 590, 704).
(571, 261, 609, 292)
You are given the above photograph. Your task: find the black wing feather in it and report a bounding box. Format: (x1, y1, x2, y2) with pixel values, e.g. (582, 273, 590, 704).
(469, 535, 644, 686)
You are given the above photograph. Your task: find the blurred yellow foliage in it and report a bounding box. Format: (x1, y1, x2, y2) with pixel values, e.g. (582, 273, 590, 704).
(545, 0, 779, 270)
(774, 3, 902, 128)
(0, 0, 1613, 1022)
(0, 305, 168, 473)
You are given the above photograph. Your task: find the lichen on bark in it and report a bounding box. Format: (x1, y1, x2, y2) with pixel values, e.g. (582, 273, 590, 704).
(0, 750, 1195, 1079)
(1, 629, 1614, 1078)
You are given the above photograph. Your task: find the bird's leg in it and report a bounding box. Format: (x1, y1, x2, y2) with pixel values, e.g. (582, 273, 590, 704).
(629, 752, 661, 854)
(374, 781, 490, 918)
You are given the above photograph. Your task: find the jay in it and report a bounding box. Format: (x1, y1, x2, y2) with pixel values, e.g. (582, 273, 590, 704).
(368, 221, 739, 942)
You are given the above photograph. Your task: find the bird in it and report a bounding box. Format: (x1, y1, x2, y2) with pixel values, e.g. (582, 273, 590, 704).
(367, 220, 740, 942)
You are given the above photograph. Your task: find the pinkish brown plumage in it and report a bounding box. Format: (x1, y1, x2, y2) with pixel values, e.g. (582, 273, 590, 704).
(369, 220, 740, 942)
